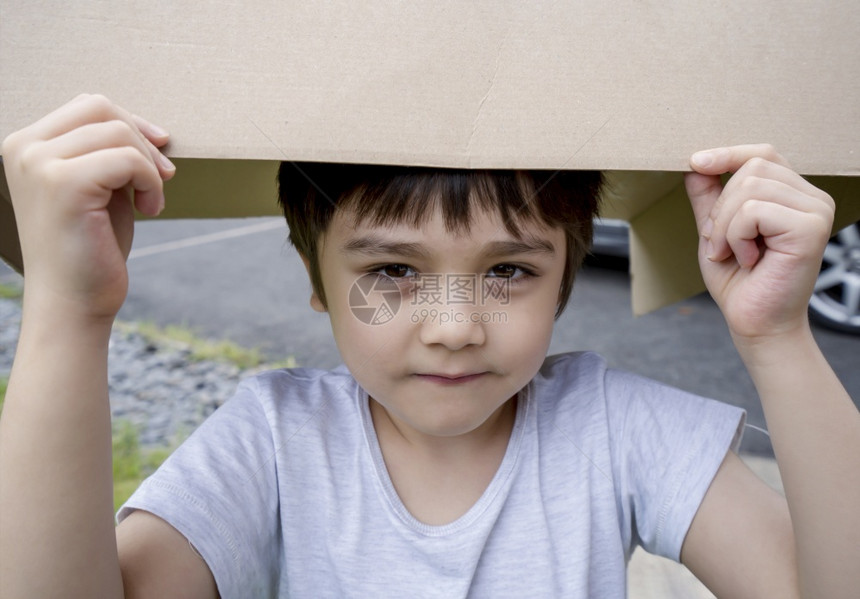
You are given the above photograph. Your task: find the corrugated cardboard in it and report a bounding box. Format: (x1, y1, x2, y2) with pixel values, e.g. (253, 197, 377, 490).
(2, 1, 859, 312)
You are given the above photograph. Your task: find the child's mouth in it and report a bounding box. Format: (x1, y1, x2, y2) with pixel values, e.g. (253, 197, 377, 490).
(414, 372, 488, 385)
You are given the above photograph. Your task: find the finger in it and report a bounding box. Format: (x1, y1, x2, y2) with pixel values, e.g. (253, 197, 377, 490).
(718, 157, 828, 209)
(18, 93, 93, 141)
(28, 94, 127, 141)
(689, 144, 791, 176)
(684, 144, 788, 239)
(145, 136, 177, 181)
(35, 120, 175, 180)
(722, 200, 826, 268)
(26, 95, 171, 177)
(723, 200, 770, 268)
(685, 171, 722, 236)
(706, 177, 831, 263)
(58, 147, 164, 216)
(131, 114, 170, 148)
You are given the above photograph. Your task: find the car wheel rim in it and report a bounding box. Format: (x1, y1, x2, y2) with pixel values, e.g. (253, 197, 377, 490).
(809, 223, 860, 330)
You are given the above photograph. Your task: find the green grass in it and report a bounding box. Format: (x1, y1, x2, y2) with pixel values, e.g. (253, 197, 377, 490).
(112, 420, 174, 512)
(117, 320, 297, 370)
(0, 282, 23, 299)
(108, 322, 297, 511)
(1, 319, 297, 515)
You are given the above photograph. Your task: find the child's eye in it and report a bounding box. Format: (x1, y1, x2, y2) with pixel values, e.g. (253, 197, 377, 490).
(487, 264, 535, 281)
(372, 264, 416, 279)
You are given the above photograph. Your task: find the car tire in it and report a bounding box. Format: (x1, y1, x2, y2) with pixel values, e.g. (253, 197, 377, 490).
(808, 221, 860, 334)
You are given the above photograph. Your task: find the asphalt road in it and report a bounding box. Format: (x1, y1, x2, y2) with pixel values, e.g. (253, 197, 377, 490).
(3, 216, 858, 455)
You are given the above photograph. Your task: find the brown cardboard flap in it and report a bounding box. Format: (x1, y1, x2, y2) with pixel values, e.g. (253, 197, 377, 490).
(159, 160, 280, 220)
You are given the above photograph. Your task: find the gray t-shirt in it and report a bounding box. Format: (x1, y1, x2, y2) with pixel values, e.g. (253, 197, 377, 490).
(119, 351, 744, 598)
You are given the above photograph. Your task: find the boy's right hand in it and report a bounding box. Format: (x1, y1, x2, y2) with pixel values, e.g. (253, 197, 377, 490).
(2, 94, 175, 322)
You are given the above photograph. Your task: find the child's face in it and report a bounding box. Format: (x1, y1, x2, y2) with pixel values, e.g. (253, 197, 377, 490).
(309, 204, 566, 440)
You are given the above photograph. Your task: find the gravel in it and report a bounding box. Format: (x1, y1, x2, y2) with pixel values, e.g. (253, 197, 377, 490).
(0, 297, 253, 449)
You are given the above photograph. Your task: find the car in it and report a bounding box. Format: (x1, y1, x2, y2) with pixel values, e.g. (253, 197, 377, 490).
(591, 218, 630, 258)
(591, 218, 860, 335)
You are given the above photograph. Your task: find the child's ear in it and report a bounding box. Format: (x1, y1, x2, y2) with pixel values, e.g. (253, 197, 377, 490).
(309, 293, 327, 313)
(299, 253, 328, 313)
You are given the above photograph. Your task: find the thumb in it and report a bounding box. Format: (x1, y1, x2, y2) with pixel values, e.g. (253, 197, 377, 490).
(684, 171, 721, 234)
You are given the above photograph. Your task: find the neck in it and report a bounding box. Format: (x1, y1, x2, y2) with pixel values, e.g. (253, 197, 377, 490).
(369, 394, 518, 462)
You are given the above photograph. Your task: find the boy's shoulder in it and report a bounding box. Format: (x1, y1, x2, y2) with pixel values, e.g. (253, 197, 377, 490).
(536, 350, 723, 405)
(536, 350, 608, 380)
(230, 363, 362, 428)
(533, 352, 743, 436)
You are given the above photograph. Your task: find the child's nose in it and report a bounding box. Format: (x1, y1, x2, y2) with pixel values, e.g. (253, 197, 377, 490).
(417, 305, 486, 351)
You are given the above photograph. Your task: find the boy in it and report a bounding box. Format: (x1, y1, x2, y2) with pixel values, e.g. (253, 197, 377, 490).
(0, 94, 857, 598)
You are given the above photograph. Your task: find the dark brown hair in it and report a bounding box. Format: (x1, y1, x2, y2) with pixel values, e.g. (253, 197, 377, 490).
(277, 162, 603, 318)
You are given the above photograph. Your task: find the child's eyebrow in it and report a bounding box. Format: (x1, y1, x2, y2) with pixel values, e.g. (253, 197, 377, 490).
(341, 236, 430, 259)
(340, 235, 556, 259)
(484, 239, 556, 257)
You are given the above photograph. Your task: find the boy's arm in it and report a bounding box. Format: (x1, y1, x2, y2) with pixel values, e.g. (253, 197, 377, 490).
(0, 95, 215, 598)
(679, 144, 860, 598)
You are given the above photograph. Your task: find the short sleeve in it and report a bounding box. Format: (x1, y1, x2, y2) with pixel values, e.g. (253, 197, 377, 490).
(117, 377, 281, 598)
(605, 369, 745, 561)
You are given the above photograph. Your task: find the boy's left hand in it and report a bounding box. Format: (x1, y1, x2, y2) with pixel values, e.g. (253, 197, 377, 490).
(685, 144, 835, 341)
